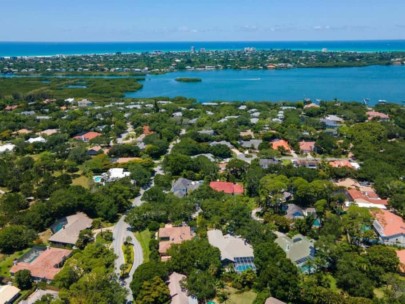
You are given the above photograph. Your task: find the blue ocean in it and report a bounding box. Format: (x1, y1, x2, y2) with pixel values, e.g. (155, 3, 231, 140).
(1, 40, 405, 57)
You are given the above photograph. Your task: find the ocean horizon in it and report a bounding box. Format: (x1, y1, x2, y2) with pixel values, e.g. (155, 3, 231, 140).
(1, 40, 405, 57)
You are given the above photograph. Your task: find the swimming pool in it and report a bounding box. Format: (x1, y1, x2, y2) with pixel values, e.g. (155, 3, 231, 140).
(93, 176, 103, 183)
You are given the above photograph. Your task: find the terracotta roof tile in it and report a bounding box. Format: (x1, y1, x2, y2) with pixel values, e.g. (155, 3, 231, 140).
(209, 181, 244, 194)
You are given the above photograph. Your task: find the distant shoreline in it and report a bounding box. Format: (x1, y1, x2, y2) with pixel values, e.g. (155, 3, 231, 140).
(2, 40, 405, 57)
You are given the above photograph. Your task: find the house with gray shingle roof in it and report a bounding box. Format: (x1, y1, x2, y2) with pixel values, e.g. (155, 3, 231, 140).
(274, 232, 315, 273)
(49, 212, 93, 246)
(171, 178, 203, 198)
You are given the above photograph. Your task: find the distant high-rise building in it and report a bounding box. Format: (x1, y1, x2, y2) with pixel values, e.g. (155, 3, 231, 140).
(200, 48, 206, 53)
(190, 46, 195, 53)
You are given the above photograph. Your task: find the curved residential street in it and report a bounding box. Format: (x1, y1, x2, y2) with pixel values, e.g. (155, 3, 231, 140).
(112, 139, 178, 302)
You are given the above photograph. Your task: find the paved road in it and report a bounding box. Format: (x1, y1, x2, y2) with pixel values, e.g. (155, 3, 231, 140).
(112, 138, 178, 302)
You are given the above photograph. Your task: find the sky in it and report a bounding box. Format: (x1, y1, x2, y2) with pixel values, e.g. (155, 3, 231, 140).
(1, 0, 405, 42)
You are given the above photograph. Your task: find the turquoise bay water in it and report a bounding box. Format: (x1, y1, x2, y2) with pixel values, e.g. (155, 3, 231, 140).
(2, 40, 405, 57)
(126, 66, 405, 105)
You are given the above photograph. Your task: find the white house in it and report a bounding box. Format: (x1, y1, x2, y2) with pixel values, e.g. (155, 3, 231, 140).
(27, 137, 47, 144)
(372, 210, 405, 247)
(0, 143, 15, 154)
(106, 168, 130, 181)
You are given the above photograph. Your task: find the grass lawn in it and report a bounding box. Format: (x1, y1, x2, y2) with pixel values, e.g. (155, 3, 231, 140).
(72, 175, 90, 188)
(0, 249, 30, 278)
(121, 243, 134, 275)
(223, 287, 257, 304)
(38, 229, 52, 245)
(282, 159, 292, 166)
(134, 229, 151, 264)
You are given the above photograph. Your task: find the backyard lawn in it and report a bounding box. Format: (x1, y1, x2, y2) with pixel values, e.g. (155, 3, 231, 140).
(0, 249, 30, 278)
(221, 287, 257, 304)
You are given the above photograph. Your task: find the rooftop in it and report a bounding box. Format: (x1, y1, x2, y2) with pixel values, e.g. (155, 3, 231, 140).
(372, 210, 405, 237)
(73, 131, 102, 141)
(10, 247, 72, 280)
(274, 232, 315, 265)
(299, 141, 315, 152)
(0, 285, 20, 304)
(168, 272, 197, 304)
(207, 229, 253, 262)
(49, 212, 93, 245)
(265, 297, 286, 304)
(158, 224, 194, 255)
(209, 181, 244, 195)
(271, 139, 291, 152)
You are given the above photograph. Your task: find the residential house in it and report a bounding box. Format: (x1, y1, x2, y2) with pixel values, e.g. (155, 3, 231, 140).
(158, 224, 194, 261)
(198, 129, 215, 136)
(240, 139, 262, 150)
(239, 129, 254, 138)
(10, 247, 72, 281)
(73, 131, 102, 142)
(0, 285, 20, 304)
(299, 141, 316, 154)
(346, 188, 388, 209)
(259, 158, 280, 169)
(265, 297, 286, 304)
(87, 146, 104, 156)
(16, 129, 32, 135)
(271, 139, 291, 153)
(372, 210, 405, 247)
(143, 125, 154, 135)
(329, 159, 360, 170)
(77, 99, 93, 107)
(209, 181, 244, 195)
(303, 103, 320, 110)
(168, 272, 198, 304)
(274, 232, 316, 272)
(366, 111, 389, 121)
(321, 115, 344, 128)
(5, 105, 18, 111)
(104, 168, 130, 182)
(209, 141, 233, 149)
(38, 129, 59, 136)
(284, 204, 305, 220)
(171, 178, 203, 198)
(207, 229, 256, 273)
(0, 143, 15, 154)
(293, 159, 319, 169)
(49, 212, 93, 246)
(21, 289, 59, 304)
(26, 137, 46, 144)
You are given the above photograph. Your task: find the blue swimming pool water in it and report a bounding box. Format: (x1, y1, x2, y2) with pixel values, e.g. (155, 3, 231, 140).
(93, 176, 103, 183)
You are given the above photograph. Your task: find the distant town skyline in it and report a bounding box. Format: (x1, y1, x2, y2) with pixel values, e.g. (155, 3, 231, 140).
(1, 0, 405, 42)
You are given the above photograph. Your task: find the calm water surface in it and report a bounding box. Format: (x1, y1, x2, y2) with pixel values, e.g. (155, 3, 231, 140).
(126, 65, 405, 104)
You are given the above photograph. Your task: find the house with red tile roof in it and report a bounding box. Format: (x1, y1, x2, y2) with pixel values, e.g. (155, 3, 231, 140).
(299, 141, 315, 154)
(143, 125, 154, 136)
(10, 247, 72, 281)
(396, 250, 405, 273)
(372, 210, 405, 247)
(271, 139, 291, 153)
(4, 105, 18, 111)
(209, 181, 244, 195)
(73, 131, 102, 142)
(329, 159, 360, 170)
(158, 224, 194, 261)
(303, 103, 320, 110)
(347, 188, 388, 209)
(366, 111, 389, 121)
